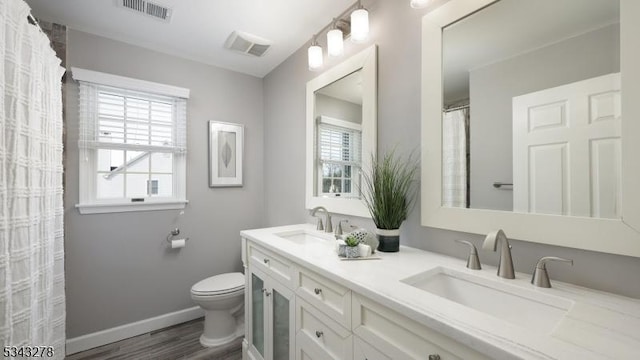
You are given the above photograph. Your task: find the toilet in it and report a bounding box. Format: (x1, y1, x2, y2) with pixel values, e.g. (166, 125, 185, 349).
(191, 272, 245, 347)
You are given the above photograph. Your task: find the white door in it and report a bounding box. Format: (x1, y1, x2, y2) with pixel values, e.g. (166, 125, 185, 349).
(513, 73, 621, 218)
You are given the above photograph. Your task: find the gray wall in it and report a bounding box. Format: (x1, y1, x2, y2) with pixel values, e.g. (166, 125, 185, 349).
(470, 24, 620, 211)
(263, 2, 640, 299)
(65, 30, 264, 338)
(315, 94, 362, 124)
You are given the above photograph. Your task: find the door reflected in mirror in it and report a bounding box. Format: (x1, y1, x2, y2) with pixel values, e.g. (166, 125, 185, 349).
(441, 0, 621, 218)
(314, 70, 363, 199)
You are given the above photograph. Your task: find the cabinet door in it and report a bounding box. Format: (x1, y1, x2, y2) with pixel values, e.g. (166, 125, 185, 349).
(248, 270, 267, 360)
(270, 278, 296, 360)
(248, 267, 296, 360)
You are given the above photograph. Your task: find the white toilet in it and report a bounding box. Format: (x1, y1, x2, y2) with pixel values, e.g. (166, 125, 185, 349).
(191, 272, 245, 347)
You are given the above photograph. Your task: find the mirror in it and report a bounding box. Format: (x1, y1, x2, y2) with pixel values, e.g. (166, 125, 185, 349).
(421, 0, 640, 257)
(441, 0, 621, 219)
(306, 45, 377, 217)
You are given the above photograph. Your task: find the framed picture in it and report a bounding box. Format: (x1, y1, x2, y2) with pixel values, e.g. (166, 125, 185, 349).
(209, 121, 244, 187)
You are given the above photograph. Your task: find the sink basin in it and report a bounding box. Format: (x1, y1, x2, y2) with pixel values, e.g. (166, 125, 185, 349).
(274, 229, 333, 244)
(401, 267, 573, 333)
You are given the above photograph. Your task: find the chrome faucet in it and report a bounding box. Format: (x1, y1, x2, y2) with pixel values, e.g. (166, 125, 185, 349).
(482, 229, 515, 279)
(310, 206, 332, 233)
(531, 256, 573, 288)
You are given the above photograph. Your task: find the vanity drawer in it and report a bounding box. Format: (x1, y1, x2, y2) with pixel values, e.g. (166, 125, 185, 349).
(353, 336, 391, 360)
(296, 298, 352, 360)
(297, 268, 351, 329)
(248, 242, 295, 288)
(352, 295, 489, 360)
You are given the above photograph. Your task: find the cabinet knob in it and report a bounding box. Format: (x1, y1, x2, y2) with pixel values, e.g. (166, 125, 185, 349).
(315, 330, 323, 338)
(428, 355, 441, 360)
(265, 291, 271, 297)
(263, 258, 270, 264)
(314, 288, 322, 295)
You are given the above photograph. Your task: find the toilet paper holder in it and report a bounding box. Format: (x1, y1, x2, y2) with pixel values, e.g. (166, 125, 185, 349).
(166, 228, 189, 244)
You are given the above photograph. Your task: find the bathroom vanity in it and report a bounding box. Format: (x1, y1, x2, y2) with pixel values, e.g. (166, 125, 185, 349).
(240, 224, 640, 360)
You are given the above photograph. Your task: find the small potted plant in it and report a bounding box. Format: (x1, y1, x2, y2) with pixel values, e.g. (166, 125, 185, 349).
(343, 234, 361, 258)
(361, 149, 418, 252)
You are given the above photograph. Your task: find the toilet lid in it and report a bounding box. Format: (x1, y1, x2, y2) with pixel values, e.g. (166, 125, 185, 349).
(191, 272, 244, 295)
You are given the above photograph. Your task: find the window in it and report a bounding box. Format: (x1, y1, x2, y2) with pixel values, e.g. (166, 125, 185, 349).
(317, 116, 362, 198)
(72, 68, 190, 214)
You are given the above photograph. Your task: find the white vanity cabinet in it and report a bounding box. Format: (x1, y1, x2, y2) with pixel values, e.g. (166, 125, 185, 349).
(245, 243, 296, 360)
(242, 237, 488, 360)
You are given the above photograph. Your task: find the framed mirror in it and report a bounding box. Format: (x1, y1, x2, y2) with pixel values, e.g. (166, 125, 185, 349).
(421, 0, 640, 257)
(306, 45, 377, 217)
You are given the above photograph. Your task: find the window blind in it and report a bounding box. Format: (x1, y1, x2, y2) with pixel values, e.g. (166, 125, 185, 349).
(318, 122, 362, 165)
(78, 82, 187, 153)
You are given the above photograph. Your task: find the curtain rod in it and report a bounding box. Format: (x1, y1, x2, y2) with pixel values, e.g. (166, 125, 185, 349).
(443, 104, 470, 112)
(27, 13, 43, 33)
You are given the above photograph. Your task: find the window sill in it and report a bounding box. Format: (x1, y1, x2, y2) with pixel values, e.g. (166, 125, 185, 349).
(76, 200, 188, 214)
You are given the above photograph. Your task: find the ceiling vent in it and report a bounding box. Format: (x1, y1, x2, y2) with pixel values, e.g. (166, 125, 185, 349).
(224, 31, 272, 57)
(119, 0, 172, 22)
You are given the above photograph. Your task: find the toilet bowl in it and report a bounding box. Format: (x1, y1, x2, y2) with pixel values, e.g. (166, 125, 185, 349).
(191, 272, 245, 347)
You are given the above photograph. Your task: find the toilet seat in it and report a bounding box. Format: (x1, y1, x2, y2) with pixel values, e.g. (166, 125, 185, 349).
(191, 272, 244, 296)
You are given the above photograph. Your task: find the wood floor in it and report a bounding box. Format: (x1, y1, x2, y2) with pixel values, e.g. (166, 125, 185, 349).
(66, 318, 242, 360)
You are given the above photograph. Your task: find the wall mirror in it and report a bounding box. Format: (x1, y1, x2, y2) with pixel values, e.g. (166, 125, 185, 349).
(306, 45, 377, 217)
(421, 0, 640, 257)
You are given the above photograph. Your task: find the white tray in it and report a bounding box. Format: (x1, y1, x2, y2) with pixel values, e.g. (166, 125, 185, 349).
(338, 255, 382, 261)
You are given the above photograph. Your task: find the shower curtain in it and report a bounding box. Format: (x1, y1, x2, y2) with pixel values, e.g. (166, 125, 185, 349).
(0, 0, 66, 357)
(442, 108, 468, 208)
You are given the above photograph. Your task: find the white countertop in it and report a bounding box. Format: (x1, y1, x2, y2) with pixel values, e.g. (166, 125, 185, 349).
(240, 224, 640, 360)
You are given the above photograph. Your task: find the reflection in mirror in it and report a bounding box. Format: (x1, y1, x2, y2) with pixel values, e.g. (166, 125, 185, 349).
(441, 0, 620, 218)
(314, 70, 363, 199)
(306, 45, 376, 218)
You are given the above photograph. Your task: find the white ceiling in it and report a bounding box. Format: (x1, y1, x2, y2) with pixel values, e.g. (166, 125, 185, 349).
(25, 0, 355, 78)
(443, 0, 620, 104)
(317, 70, 363, 105)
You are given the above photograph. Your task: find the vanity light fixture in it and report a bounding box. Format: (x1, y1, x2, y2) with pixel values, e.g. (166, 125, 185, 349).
(308, 36, 324, 71)
(327, 20, 344, 57)
(306, 0, 370, 71)
(410, 0, 431, 9)
(350, 2, 369, 43)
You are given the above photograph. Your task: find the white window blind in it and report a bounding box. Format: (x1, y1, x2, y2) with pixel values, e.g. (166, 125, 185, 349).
(78, 83, 187, 153)
(318, 122, 362, 166)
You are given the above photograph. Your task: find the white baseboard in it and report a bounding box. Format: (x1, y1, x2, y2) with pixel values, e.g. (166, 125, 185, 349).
(66, 306, 204, 355)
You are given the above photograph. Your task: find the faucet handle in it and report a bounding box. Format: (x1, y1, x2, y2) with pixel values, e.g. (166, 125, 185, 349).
(335, 219, 348, 237)
(455, 240, 482, 270)
(531, 256, 573, 288)
(325, 214, 333, 233)
(315, 217, 324, 231)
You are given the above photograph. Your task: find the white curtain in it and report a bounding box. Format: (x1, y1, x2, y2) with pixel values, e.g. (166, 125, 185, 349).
(442, 109, 468, 208)
(0, 0, 66, 357)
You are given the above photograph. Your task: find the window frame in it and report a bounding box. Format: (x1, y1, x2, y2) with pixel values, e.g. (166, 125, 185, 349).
(316, 116, 362, 199)
(72, 68, 190, 214)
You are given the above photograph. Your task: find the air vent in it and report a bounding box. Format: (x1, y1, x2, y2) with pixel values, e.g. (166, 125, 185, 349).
(224, 31, 272, 57)
(119, 0, 172, 22)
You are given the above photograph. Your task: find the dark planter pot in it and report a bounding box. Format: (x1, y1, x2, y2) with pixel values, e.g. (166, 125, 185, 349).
(376, 228, 400, 252)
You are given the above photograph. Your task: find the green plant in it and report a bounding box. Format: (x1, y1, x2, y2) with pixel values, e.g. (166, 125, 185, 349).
(361, 149, 419, 230)
(344, 234, 360, 247)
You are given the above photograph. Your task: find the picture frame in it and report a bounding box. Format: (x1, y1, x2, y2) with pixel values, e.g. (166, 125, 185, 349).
(209, 121, 244, 187)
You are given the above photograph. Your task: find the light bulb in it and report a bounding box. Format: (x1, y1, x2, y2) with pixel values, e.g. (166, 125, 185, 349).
(350, 8, 369, 43)
(327, 29, 344, 57)
(410, 0, 431, 9)
(308, 44, 323, 71)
